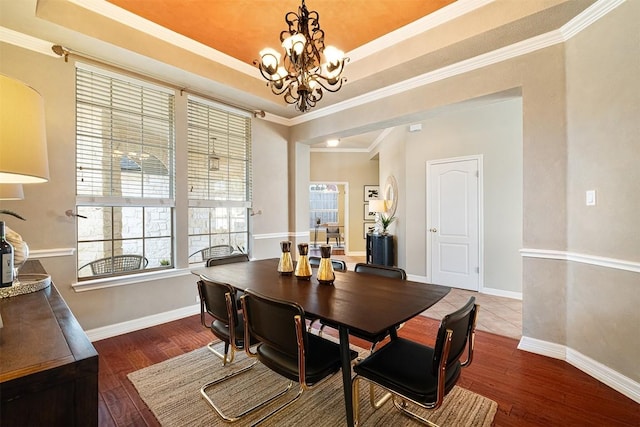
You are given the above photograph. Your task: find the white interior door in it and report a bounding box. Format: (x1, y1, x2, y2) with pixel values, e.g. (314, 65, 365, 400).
(427, 157, 480, 291)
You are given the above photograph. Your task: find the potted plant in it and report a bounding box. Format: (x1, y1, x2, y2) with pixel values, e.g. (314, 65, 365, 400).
(380, 214, 396, 234)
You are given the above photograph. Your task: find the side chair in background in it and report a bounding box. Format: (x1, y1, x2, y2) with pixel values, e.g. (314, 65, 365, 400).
(318, 262, 407, 352)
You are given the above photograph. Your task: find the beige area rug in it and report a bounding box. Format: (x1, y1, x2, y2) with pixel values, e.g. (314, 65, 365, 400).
(128, 343, 497, 427)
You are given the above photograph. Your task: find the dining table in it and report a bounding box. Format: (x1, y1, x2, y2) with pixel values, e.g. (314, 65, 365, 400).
(193, 258, 450, 426)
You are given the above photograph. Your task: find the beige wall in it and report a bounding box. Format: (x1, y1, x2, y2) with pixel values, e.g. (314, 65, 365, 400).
(563, 1, 640, 381)
(291, 2, 639, 383)
(389, 98, 523, 293)
(310, 151, 379, 253)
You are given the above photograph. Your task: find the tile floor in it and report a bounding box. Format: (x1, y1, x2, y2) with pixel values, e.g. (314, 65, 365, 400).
(337, 255, 522, 340)
(422, 288, 522, 340)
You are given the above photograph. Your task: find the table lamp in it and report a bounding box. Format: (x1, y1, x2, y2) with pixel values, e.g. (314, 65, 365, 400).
(0, 75, 50, 184)
(369, 199, 387, 234)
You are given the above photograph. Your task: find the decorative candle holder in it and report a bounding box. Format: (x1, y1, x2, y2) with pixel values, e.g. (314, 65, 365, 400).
(277, 241, 294, 275)
(294, 243, 312, 280)
(316, 244, 335, 285)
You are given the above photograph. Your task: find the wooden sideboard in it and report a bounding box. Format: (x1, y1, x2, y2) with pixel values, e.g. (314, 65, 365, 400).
(0, 260, 98, 427)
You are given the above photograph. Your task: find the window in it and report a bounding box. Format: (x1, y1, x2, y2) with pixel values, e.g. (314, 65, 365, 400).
(187, 97, 251, 263)
(75, 64, 175, 279)
(309, 184, 339, 228)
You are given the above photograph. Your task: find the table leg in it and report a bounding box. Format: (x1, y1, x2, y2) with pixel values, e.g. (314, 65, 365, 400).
(339, 325, 355, 427)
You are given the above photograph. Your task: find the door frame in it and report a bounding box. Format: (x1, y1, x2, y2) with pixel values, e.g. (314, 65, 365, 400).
(309, 181, 349, 252)
(426, 155, 484, 290)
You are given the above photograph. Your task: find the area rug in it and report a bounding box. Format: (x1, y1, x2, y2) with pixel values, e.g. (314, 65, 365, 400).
(128, 343, 497, 426)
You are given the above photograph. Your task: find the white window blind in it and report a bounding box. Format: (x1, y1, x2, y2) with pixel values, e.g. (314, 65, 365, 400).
(187, 97, 251, 204)
(76, 64, 175, 204)
(75, 64, 176, 279)
(187, 97, 251, 261)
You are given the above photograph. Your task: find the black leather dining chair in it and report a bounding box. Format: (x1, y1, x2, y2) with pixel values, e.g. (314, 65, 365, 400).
(353, 262, 407, 279)
(240, 289, 358, 425)
(308, 256, 347, 271)
(205, 253, 249, 266)
(352, 297, 479, 426)
(206, 253, 250, 308)
(197, 276, 259, 422)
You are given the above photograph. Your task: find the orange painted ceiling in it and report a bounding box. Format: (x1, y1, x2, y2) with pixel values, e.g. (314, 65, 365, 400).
(107, 0, 456, 66)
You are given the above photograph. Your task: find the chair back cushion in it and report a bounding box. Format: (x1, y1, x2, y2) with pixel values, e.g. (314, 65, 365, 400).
(242, 290, 306, 359)
(354, 262, 406, 279)
(206, 253, 249, 266)
(309, 256, 346, 271)
(197, 277, 238, 325)
(432, 296, 477, 374)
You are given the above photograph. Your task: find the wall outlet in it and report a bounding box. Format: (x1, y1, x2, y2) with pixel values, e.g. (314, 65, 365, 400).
(586, 190, 596, 206)
(195, 294, 200, 303)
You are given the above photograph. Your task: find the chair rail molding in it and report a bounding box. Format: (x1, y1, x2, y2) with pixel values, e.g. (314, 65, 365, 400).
(520, 248, 640, 273)
(30, 248, 76, 258)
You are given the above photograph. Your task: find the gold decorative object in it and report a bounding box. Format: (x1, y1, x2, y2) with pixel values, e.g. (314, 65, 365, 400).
(294, 243, 312, 280)
(277, 241, 294, 275)
(316, 245, 335, 285)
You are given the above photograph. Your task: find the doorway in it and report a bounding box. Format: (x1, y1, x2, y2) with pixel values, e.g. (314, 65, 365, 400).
(426, 156, 482, 291)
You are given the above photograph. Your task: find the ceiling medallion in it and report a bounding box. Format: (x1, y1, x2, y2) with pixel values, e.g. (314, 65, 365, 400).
(255, 0, 348, 113)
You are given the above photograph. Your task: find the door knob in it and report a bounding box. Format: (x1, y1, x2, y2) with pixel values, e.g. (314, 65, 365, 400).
(429, 228, 438, 233)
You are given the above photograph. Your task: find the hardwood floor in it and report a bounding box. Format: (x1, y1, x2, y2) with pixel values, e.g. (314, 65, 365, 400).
(94, 315, 639, 426)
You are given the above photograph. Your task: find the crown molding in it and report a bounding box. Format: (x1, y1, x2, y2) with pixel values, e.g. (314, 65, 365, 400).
(0, 26, 57, 56)
(349, 0, 494, 62)
(4, 0, 625, 128)
(310, 147, 369, 153)
(560, 0, 626, 40)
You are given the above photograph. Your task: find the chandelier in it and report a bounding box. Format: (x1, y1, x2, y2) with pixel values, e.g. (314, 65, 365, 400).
(255, 0, 348, 113)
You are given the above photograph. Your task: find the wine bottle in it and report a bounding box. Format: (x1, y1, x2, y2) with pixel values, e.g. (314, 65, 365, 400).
(1, 221, 15, 287)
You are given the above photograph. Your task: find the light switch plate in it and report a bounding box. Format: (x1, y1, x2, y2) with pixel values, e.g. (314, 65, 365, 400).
(586, 190, 596, 206)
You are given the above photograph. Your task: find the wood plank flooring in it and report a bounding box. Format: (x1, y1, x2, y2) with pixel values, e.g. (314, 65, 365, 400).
(93, 315, 639, 426)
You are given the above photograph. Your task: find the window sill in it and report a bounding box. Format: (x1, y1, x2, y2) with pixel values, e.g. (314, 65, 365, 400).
(72, 267, 197, 292)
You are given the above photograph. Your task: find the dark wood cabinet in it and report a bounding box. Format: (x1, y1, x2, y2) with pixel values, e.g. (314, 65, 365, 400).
(0, 261, 98, 427)
(366, 233, 395, 266)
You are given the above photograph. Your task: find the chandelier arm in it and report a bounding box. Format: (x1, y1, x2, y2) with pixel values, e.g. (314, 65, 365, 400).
(313, 77, 346, 93)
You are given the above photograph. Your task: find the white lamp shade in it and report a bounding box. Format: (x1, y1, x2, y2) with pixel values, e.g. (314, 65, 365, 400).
(0, 75, 50, 184)
(369, 199, 387, 213)
(0, 183, 24, 200)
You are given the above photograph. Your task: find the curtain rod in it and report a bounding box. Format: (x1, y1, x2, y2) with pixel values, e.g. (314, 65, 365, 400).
(51, 44, 266, 118)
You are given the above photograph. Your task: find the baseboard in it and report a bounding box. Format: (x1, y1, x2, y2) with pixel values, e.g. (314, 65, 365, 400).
(480, 286, 522, 300)
(518, 336, 640, 404)
(407, 274, 522, 300)
(85, 304, 200, 342)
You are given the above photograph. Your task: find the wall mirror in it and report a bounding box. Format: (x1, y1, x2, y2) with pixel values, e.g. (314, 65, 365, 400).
(384, 175, 398, 217)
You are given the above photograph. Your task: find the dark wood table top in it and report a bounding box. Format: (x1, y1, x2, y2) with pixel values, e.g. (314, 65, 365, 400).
(194, 258, 450, 336)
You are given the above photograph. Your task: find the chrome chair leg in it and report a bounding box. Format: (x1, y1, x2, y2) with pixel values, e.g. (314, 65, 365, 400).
(207, 340, 235, 365)
(200, 362, 292, 423)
